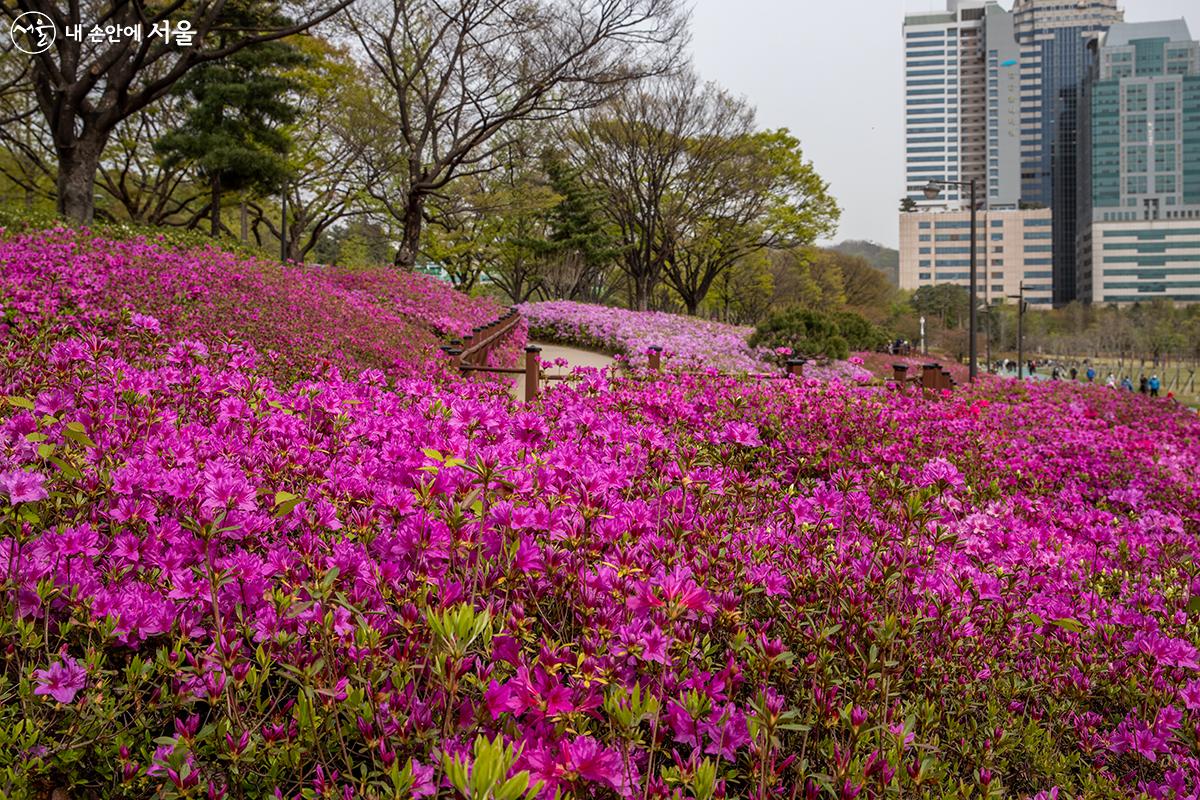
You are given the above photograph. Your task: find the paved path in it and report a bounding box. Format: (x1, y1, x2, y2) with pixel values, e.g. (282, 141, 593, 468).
(510, 341, 616, 400)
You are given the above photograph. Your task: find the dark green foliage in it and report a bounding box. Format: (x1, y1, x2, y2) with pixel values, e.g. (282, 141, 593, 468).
(831, 310, 889, 351)
(749, 307, 850, 360)
(155, 5, 307, 230)
(911, 283, 971, 329)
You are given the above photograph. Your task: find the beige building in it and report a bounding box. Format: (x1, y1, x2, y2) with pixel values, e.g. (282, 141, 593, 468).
(899, 208, 1054, 306)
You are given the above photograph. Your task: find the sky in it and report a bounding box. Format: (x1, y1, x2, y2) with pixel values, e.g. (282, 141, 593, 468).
(687, 0, 1199, 249)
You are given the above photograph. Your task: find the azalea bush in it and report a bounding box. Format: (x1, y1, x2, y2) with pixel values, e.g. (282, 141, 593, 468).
(2, 232, 1200, 799)
(519, 300, 772, 373)
(0, 229, 514, 382)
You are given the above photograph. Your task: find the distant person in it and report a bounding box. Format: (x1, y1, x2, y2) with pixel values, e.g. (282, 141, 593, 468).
(1122, 376, 1134, 392)
(1070, 367, 1078, 381)
(1086, 366, 1095, 383)
(1149, 374, 1161, 397)
(1051, 367, 1060, 381)
(1106, 373, 1116, 388)
(1139, 376, 1148, 394)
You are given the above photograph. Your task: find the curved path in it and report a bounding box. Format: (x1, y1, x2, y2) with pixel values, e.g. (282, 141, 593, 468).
(510, 340, 616, 400)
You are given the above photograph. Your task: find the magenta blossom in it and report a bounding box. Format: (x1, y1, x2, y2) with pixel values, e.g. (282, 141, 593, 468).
(1, 469, 48, 504)
(33, 656, 87, 703)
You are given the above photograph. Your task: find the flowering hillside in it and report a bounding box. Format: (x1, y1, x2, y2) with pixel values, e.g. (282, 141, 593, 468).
(0, 229, 511, 381)
(3, 233, 1200, 799)
(520, 299, 772, 372)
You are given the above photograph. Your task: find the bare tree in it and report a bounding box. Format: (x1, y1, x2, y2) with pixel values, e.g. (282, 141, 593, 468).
(96, 91, 204, 225)
(344, 0, 685, 269)
(567, 73, 740, 311)
(2, 0, 352, 223)
(0, 52, 54, 208)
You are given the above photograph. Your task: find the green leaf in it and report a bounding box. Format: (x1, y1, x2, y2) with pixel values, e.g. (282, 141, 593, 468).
(5, 396, 34, 410)
(422, 448, 444, 462)
(62, 423, 97, 449)
(273, 491, 303, 516)
(1051, 617, 1084, 634)
(49, 457, 81, 480)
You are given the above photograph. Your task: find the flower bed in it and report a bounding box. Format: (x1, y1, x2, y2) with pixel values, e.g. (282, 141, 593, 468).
(519, 300, 772, 373)
(2, 235, 1200, 799)
(0, 229, 511, 382)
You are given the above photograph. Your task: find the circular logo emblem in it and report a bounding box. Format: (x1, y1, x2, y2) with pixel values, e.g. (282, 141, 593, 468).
(9, 11, 57, 55)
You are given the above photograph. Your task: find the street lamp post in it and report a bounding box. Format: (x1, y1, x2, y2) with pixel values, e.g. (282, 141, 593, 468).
(1008, 282, 1026, 380)
(923, 178, 978, 382)
(919, 316, 926, 355)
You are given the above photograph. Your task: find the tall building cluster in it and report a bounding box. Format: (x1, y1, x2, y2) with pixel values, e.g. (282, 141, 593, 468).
(899, 0, 1200, 306)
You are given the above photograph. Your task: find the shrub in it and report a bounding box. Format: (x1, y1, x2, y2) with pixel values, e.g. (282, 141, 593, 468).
(749, 307, 850, 360)
(831, 310, 889, 351)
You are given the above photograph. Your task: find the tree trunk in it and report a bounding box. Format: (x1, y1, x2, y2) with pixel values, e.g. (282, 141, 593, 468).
(394, 193, 425, 270)
(210, 174, 221, 238)
(633, 274, 649, 312)
(240, 200, 249, 243)
(55, 134, 106, 224)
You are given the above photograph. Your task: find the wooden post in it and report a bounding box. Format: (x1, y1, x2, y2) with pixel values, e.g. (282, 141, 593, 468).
(648, 346, 663, 372)
(787, 358, 805, 377)
(892, 364, 909, 387)
(524, 345, 541, 403)
(940, 370, 952, 391)
(921, 364, 939, 397)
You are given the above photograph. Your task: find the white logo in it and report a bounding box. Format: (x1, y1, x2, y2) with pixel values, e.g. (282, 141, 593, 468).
(9, 11, 57, 55)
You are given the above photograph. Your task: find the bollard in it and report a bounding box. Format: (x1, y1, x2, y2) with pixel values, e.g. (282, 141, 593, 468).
(648, 346, 663, 372)
(787, 358, 806, 378)
(892, 364, 909, 387)
(447, 347, 463, 371)
(524, 345, 541, 403)
(940, 370, 952, 391)
(921, 364, 940, 397)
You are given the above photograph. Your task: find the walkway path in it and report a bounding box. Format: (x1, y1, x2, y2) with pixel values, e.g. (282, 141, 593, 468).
(509, 340, 616, 400)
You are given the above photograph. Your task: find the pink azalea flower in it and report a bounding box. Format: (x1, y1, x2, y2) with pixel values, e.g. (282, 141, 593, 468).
(0, 469, 48, 504)
(33, 656, 87, 703)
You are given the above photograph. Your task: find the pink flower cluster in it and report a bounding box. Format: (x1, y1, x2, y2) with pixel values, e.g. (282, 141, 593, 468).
(2, 232, 1200, 798)
(519, 300, 773, 372)
(0, 229, 510, 381)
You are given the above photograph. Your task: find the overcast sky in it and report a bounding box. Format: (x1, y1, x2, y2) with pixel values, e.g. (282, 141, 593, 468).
(687, 0, 1199, 249)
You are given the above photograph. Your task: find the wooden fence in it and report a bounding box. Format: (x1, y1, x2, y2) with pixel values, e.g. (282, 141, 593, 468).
(447, 325, 958, 402)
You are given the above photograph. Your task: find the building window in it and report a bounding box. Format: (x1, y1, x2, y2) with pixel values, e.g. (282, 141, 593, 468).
(1125, 115, 1148, 142)
(1156, 113, 1177, 140)
(1125, 84, 1147, 112)
(1126, 146, 1147, 173)
(1127, 175, 1147, 195)
(1156, 175, 1176, 194)
(1155, 144, 1176, 172)
(1154, 84, 1177, 111)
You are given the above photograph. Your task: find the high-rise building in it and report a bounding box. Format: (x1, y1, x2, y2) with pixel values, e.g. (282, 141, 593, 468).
(903, 0, 996, 212)
(1011, 0, 1123, 305)
(1077, 20, 1200, 304)
(901, 0, 1123, 305)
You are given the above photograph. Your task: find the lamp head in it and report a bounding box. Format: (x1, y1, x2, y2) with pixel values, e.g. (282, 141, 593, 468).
(923, 181, 942, 200)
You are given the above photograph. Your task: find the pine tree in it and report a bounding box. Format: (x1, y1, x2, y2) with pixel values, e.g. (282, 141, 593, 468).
(156, 6, 307, 236)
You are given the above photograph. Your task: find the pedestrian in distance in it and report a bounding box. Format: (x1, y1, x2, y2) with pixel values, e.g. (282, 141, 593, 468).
(1149, 374, 1160, 397)
(1070, 367, 1078, 381)
(1086, 366, 1095, 383)
(1106, 373, 1116, 388)
(1139, 376, 1148, 394)
(1122, 376, 1134, 392)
